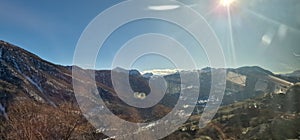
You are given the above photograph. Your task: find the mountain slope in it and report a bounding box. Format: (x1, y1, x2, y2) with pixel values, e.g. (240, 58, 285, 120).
(0, 40, 299, 139)
(0, 40, 170, 123)
(0, 40, 74, 105)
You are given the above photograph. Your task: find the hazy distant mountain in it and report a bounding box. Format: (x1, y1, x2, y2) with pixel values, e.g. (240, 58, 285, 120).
(142, 72, 153, 79)
(275, 70, 300, 83)
(286, 70, 300, 77)
(162, 65, 295, 107)
(142, 69, 179, 76)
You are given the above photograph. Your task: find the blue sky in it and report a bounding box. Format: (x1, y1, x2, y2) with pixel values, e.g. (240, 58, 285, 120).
(1, 0, 300, 73)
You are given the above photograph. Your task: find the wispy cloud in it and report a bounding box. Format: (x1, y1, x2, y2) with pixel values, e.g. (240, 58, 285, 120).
(148, 5, 180, 11)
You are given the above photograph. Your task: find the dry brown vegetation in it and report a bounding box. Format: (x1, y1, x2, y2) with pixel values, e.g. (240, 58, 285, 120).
(0, 100, 106, 140)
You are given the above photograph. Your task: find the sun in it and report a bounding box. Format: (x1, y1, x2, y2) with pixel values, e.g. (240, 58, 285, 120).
(220, 0, 235, 7)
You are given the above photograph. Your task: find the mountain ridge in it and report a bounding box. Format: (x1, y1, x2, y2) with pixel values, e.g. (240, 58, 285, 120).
(0, 40, 297, 104)
(1, 40, 300, 139)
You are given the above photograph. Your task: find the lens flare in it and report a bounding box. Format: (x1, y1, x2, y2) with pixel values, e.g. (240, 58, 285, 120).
(220, 0, 235, 7)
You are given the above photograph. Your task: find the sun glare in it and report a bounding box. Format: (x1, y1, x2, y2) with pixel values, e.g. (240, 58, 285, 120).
(220, 0, 235, 7)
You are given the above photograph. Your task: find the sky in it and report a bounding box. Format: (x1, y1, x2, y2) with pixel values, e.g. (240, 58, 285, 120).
(1, 0, 300, 73)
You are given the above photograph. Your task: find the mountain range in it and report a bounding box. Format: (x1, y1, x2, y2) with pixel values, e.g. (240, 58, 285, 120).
(0, 40, 299, 139)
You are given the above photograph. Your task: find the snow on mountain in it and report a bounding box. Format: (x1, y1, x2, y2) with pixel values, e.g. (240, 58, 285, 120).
(0, 40, 297, 125)
(0, 103, 8, 120)
(142, 69, 180, 76)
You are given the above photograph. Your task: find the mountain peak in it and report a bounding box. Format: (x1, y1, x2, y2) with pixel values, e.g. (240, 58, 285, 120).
(231, 66, 274, 76)
(112, 67, 141, 76)
(0, 40, 25, 53)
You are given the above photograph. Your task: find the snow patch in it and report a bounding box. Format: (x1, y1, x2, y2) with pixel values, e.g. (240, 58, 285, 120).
(12, 60, 21, 73)
(25, 76, 44, 93)
(0, 47, 2, 59)
(24, 78, 57, 107)
(0, 103, 8, 120)
(24, 87, 45, 102)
